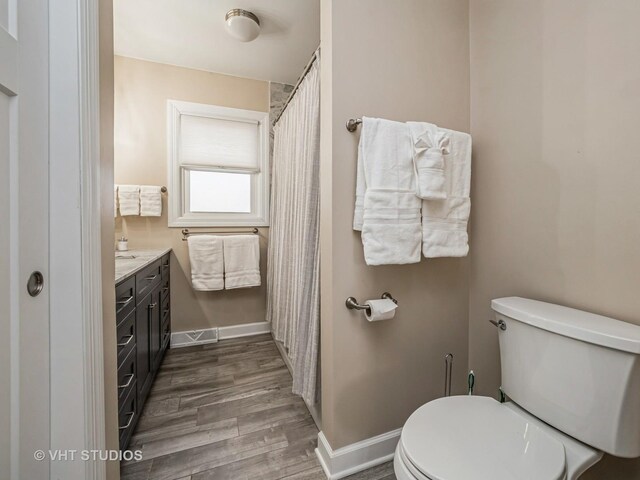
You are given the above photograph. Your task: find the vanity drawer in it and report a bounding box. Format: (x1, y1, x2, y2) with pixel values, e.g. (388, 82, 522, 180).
(160, 275, 170, 302)
(136, 259, 162, 301)
(161, 314, 171, 351)
(115, 276, 136, 325)
(118, 378, 138, 450)
(161, 253, 170, 281)
(117, 347, 136, 407)
(116, 309, 136, 367)
(161, 292, 170, 324)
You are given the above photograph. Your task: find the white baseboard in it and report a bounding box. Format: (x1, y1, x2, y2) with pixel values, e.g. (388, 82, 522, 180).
(170, 321, 270, 348)
(315, 428, 401, 480)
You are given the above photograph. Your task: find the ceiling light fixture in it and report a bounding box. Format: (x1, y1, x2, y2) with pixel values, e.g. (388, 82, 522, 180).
(225, 9, 261, 43)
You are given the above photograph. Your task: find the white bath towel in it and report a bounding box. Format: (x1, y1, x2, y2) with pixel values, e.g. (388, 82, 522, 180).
(187, 235, 224, 291)
(408, 122, 449, 199)
(140, 185, 162, 217)
(117, 185, 140, 216)
(421, 128, 472, 257)
(223, 235, 261, 289)
(114, 185, 118, 218)
(353, 117, 422, 265)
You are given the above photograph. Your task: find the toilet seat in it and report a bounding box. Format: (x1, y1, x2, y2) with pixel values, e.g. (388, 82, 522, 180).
(398, 396, 566, 480)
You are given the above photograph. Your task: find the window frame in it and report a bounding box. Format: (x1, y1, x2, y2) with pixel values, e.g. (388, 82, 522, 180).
(167, 100, 270, 227)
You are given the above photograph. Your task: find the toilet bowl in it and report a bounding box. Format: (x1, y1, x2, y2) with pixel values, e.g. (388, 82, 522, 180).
(394, 396, 602, 480)
(394, 297, 640, 480)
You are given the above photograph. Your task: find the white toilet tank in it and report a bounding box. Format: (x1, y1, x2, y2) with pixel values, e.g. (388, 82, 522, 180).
(492, 297, 640, 457)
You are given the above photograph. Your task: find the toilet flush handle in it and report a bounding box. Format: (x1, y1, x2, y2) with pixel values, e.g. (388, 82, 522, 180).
(489, 319, 507, 331)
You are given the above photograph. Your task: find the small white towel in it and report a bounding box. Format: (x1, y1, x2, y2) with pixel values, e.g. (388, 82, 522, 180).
(140, 185, 162, 217)
(408, 122, 449, 199)
(223, 235, 261, 289)
(118, 185, 140, 216)
(353, 117, 422, 265)
(422, 129, 472, 257)
(114, 185, 119, 218)
(361, 190, 422, 265)
(187, 235, 224, 291)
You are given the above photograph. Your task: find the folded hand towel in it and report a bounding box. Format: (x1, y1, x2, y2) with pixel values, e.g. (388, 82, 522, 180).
(118, 185, 140, 216)
(140, 185, 162, 217)
(223, 235, 261, 289)
(354, 117, 422, 265)
(408, 122, 449, 200)
(362, 189, 422, 265)
(188, 235, 224, 291)
(114, 185, 118, 218)
(422, 129, 472, 257)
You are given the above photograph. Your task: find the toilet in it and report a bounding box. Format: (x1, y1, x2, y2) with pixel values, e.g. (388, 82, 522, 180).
(394, 297, 640, 480)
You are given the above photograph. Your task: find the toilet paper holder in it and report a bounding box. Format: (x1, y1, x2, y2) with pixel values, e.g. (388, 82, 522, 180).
(345, 292, 398, 314)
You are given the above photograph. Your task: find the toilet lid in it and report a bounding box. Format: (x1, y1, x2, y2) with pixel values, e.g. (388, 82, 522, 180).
(401, 396, 566, 480)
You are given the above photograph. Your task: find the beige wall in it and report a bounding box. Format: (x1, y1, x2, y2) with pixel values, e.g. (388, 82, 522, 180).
(114, 56, 270, 331)
(469, 1, 640, 477)
(99, 1, 119, 478)
(320, 0, 471, 449)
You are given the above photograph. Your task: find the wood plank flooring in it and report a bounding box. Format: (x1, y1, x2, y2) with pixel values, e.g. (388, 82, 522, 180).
(121, 334, 396, 480)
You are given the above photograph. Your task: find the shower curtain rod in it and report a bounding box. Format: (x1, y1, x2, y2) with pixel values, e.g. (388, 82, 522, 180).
(272, 46, 320, 127)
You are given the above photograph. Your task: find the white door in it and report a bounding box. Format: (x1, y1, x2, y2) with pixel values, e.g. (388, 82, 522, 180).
(0, 0, 50, 478)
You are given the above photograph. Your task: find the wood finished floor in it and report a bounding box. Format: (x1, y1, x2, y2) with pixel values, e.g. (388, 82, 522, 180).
(120, 334, 396, 480)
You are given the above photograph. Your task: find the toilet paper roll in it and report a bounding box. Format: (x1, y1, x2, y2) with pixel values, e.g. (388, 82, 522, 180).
(364, 298, 397, 322)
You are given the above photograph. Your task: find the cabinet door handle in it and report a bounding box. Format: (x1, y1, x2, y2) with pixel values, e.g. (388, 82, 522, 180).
(118, 374, 134, 389)
(119, 412, 135, 430)
(144, 274, 159, 281)
(162, 286, 169, 293)
(116, 295, 134, 308)
(162, 263, 169, 269)
(148, 302, 157, 310)
(117, 335, 134, 348)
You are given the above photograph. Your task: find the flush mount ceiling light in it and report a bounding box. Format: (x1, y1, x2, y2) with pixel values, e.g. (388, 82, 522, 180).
(225, 9, 261, 42)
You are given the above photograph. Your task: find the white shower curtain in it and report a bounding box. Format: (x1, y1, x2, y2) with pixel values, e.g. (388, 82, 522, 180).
(267, 58, 320, 405)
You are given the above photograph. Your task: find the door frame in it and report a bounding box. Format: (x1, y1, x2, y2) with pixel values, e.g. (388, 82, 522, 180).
(49, 0, 106, 479)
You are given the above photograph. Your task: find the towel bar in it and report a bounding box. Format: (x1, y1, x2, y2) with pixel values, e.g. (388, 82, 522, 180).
(181, 228, 259, 241)
(346, 118, 362, 132)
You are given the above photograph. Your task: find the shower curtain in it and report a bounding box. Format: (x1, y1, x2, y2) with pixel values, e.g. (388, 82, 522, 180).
(267, 58, 320, 405)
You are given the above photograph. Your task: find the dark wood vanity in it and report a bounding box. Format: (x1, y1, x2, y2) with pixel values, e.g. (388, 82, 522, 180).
(115, 250, 171, 449)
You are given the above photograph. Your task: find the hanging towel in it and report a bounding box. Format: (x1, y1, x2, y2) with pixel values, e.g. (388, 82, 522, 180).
(353, 117, 422, 265)
(187, 235, 224, 291)
(140, 185, 162, 217)
(117, 185, 140, 216)
(223, 235, 261, 289)
(114, 185, 119, 218)
(408, 122, 449, 199)
(421, 128, 472, 257)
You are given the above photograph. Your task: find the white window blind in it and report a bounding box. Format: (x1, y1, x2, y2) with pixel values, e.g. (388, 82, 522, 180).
(179, 114, 260, 171)
(168, 100, 269, 227)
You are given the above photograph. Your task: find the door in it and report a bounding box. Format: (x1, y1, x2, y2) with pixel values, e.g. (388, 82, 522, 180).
(0, 0, 50, 478)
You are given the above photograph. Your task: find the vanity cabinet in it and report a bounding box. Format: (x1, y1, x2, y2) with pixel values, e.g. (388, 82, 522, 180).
(116, 252, 171, 449)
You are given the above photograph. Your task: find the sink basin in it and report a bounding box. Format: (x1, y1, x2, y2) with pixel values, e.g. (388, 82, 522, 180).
(116, 254, 137, 259)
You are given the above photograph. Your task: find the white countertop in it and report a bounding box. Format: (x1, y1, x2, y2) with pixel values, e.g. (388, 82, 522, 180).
(115, 248, 172, 284)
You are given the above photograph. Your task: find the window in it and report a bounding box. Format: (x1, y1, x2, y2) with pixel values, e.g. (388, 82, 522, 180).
(167, 100, 269, 227)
